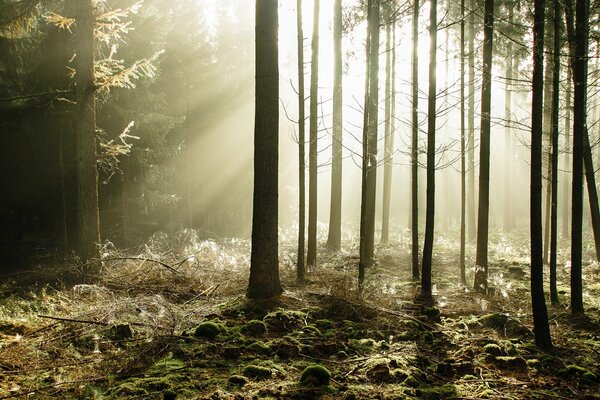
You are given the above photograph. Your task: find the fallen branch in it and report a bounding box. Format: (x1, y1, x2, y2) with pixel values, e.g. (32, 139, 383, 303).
(99, 257, 179, 274)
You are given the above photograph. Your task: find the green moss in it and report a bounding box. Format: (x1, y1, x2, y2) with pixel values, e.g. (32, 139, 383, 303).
(243, 364, 272, 379)
(194, 321, 224, 339)
(416, 384, 458, 399)
(493, 356, 527, 370)
(111, 381, 150, 397)
(299, 324, 322, 336)
(228, 375, 248, 386)
(248, 340, 273, 354)
(483, 343, 504, 356)
(478, 313, 508, 329)
(348, 338, 377, 352)
(263, 309, 307, 330)
(559, 365, 598, 382)
(240, 319, 267, 337)
(147, 355, 185, 373)
(315, 319, 334, 330)
(163, 389, 177, 400)
(300, 365, 331, 386)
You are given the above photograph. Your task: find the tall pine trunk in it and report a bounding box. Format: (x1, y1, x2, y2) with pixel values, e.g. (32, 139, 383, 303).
(296, 0, 306, 282)
(411, 0, 420, 280)
(421, 0, 437, 298)
(542, 20, 554, 265)
(531, 0, 553, 350)
(475, 0, 494, 289)
(549, 0, 561, 305)
(359, 0, 380, 289)
(248, 0, 283, 299)
(460, 0, 466, 284)
(326, 0, 343, 251)
(71, 0, 100, 262)
(562, 71, 572, 238)
(467, 0, 476, 241)
(381, 21, 393, 244)
(307, 0, 320, 267)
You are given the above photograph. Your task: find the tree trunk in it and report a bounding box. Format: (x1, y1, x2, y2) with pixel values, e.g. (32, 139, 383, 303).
(531, 0, 553, 350)
(562, 70, 572, 238)
(381, 21, 393, 244)
(248, 0, 283, 300)
(504, 2, 514, 232)
(550, 0, 561, 306)
(296, 0, 306, 282)
(307, 0, 320, 267)
(460, 0, 466, 284)
(467, 0, 477, 241)
(411, 0, 420, 280)
(421, 0, 437, 298)
(326, 0, 343, 251)
(543, 20, 554, 265)
(359, 0, 380, 289)
(565, 0, 588, 315)
(71, 0, 100, 262)
(474, 0, 494, 290)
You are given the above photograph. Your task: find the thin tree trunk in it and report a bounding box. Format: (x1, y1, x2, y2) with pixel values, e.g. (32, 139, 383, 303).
(504, 2, 514, 232)
(474, 0, 494, 290)
(531, 0, 553, 350)
(296, 0, 306, 282)
(421, 0, 437, 298)
(71, 0, 100, 262)
(327, 0, 343, 251)
(460, 0, 466, 284)
(411, 0, 420, 280)
(543, 22, 554, 264)
(467, 0, 476, 241)
(562, 69, 572, 238)
(550, 0, 561, 305)
(307, 0, 320, 267)
(381, 21, 393, 244)
(248, 0, 283, 299)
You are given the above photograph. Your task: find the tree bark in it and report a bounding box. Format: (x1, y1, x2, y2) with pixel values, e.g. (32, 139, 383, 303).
(307, 0, 320, 267)
(504, 2, 514, 232)
(460, 0, 466, 284)
(542, 17, 554, 265)
(467, 0, 477, 241)
(474, 0, 494, 289)
(296, 0, 306, 282)
(562, 70, 572, 238)
(531, 0, 553, 350)
(411, 0, 420, 280)
(248, 0, 283, 300)
(326, 0, 343, 251)
(71, 0, 100, 262)
(549, 0, 561, 306)
(381, 21, 393, 244)
(421, 0, 437, 298)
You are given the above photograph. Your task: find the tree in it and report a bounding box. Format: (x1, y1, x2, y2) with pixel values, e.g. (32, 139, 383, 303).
(296, 0, 307, 282)
(474, 0, 494, 291)
(381, 13, 394, 244)
(411, 0, 420, 281)
(70, 0, 100, 261)
(326, 0, 343, 251)
(530, 0, 553, 349)
(565, 0, 588, 315)
(459, 0, 466, 284)
(359, 0, 380, 289)
(421, 0, 437, 298)
(247, 0, 283, 300)
(562, 71, 572, 238)
(549, 0, 561, 305)
(307, 0, 320, 268)
(467, 0, 476, 241)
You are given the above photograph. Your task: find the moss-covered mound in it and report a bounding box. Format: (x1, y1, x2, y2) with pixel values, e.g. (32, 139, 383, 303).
(300, 365, 330, 386)
(194, 321, 224, 339)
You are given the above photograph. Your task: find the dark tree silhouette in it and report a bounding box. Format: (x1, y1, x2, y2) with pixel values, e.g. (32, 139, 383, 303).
(248, 0, 283, 300)
(467, 0, 476, 241)
(70, 0, 100, 261)
(459, 0, 466, 284)
(421, 0, 437, 298)
(411, 0, 420, 281)
(530, 0, 553, 350)
(474, 0, 494, 291)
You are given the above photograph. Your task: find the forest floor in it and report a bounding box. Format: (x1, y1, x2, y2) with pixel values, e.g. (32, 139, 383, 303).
(1, 229, 600, 399)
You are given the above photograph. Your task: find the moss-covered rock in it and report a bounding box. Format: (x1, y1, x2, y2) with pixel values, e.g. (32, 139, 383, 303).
(559, 365, 598, 382)
(300, 365, 331, 386)
(240, 320, 267, 337)
(415, 384, 458, 399)
(194, 321, 224, 339)
(315, 319, 334, 330)
(263, 309, 307, 331)
(493, 356, 527, 370)
(228, 375, 248, 386)
(483, 343, 504, 356)
(243, 364, 272, 380)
